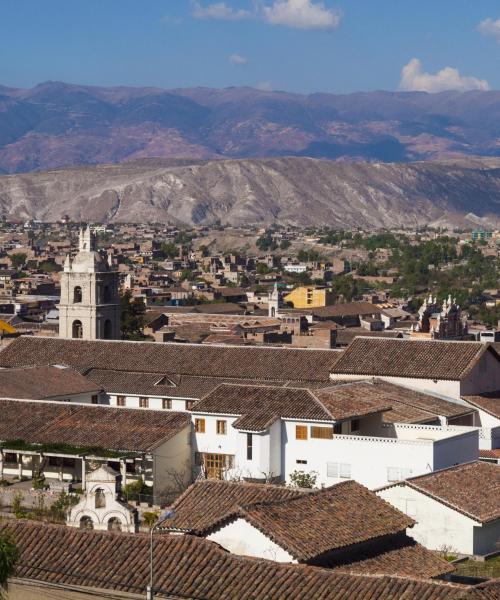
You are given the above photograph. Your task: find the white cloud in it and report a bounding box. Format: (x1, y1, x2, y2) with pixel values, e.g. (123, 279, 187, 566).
(262, 0, 341, 30)
(478, 18, 500, 42)
(229, 53, 248, 65)
(191, 2, 252, 20)
(399, 58, 490, 93)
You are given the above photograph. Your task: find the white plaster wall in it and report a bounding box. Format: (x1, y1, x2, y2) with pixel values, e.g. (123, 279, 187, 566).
(153, 426, 192, 494)
(282, 420, 435, 489)
(378, 485, 481, 555)
(207, 518, 296, 562)
(432, 430, 479, 470)
(106, 393, 189, 411)
(461, 351, 500, 396)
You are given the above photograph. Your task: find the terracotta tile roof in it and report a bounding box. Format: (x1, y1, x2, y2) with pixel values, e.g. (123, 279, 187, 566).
(161, 479, 303, 534)
(0, 365, 101, 399)
(331, 337, 496, 381)
(238, 481, 415, 562)
(0, 336, 339, 382)
(371, 380, 474, 422)
(328, 534, 453, 579)
(193, 384, 331, 428)
(0, 399, 190, 453)
(462, 392, 500, 420)
(479, 449, 500, 459)
(193, 380, 472, 430)
(1, 520, 488, 600)
(392, 462, 500, 524)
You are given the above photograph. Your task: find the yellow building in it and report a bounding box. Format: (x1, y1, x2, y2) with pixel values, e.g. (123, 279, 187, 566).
(284, 286, 335, 309)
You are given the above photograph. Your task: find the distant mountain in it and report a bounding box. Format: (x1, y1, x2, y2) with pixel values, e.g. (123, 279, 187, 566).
(4, 82, 500, 173)
(1, 156, 500, 228)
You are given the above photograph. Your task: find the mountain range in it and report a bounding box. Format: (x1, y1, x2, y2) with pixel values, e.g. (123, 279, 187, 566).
(4, 82, 500, 173)
(1, 156, 500, 228)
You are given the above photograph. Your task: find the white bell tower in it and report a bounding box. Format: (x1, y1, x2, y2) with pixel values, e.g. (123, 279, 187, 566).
(59, 226, 121, 340)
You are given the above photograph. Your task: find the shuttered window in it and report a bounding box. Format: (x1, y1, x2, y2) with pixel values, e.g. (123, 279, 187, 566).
(295, 425, 308, 440)
(311, 426, 333, 439)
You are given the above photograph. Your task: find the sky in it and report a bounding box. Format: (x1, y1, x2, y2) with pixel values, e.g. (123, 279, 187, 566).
(2, 0, 500, 94)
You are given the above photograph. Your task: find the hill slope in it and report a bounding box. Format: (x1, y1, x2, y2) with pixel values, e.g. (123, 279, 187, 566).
(1, 157, 500, 228)
(4, 83, 500, 172)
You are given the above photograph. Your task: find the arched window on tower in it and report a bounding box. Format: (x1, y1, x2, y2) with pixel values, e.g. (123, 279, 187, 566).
(80, 516, 93, 530)
(103, 285, 111, 303)
(73, 286, 82, 303)
(108, 517, 122, 532)
(72, 320, 83, 339)
(103, 319, 113, 340)
(95, 488, 106, 509)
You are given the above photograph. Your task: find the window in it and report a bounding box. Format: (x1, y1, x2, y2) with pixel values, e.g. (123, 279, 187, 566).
(103, 319, 113, 340)
(186, 400, 196, 411)
(95, 488, 106, 509)
(4, 453, 16, 464)
(296, 459, 307, 465)
(351, 419, 360, 432)
(247, 433, 253, 460)
(339, 463, 351, 478)
(327, 462, 338, 478)
(216, 420, 227, 435)
(117, 396, 126, 407)
(295, 425, 308, 440)
(80, 516, 93, 530)
(72, 320, 83, 339)
(139, 397, 149, 408)
(195, 418, 206, 433)
(91, 395, 98, 405)
(162, 398, 172, 410)
(73, 286, 82, 303)
(202, 453, 234, 479)
(48, 456, 61, 467)
(333, 423, 342, 435)
(311, 426, 333, 440)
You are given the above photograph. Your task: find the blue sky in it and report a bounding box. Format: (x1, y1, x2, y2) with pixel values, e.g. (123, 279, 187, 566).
(2, 0, 500, 94)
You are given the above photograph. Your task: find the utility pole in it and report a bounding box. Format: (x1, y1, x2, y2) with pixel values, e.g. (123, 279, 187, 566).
(146, 509, 175, 599)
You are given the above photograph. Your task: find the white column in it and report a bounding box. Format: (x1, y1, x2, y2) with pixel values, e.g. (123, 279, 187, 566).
(17, 454, 22, 478)
(81, 458, 86, 491)
(0, 451, 3, 479)
(120, 459, 127, 488)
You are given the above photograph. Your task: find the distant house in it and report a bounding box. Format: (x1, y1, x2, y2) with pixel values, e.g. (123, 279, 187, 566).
(377, 462, 500, 556)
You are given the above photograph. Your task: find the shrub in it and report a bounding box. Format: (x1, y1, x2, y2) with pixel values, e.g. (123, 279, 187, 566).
(288, 470, 318, 489)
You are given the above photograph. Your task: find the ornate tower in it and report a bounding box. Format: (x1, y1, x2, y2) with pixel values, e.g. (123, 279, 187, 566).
(59, 226, 121, 340)
(268, 283, 281, 318)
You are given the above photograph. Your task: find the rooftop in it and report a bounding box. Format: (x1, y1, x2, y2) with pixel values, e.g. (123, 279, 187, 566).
(0, 365, 101, 400)
(0, 336, 339, 382)
(0, 520, 492, 600)
(383, 462, 500, 524)
(0, 399, 190, 453)
(331, 337, 496, 381)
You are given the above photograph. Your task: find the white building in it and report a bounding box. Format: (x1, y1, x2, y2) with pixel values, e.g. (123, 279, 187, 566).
(160, 479, 452, 579)
(331, 337, 500, 450)
(68, 465, 137, 533)
(59, 226, 121, 340)
(190, 381, 479, 489)
(377, 461, 500, 556)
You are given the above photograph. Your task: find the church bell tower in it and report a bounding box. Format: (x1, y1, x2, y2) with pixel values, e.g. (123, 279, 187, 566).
(59, 226, 121, 340)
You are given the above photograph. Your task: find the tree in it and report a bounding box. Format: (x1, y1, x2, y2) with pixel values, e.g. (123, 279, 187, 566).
(0, 530, 19, 596)
(289, 470, 318, 489)
(10, 253, 27, 270)
(279, 239, 291, 251)
(120, 291, 147, 340)
(160, 242, 179, 259)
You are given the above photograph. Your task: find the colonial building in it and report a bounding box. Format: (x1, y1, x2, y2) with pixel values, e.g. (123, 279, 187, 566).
(411, 295, 469, 340)
(59, 226, 121, 340)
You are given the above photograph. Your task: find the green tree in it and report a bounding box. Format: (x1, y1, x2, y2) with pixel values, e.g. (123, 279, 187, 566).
(289, 470, 318, 489)
(160, 242, 179, 259)
(120, 291, 147, 340)
(10, 253, 27, 270)
(0, 531, 19, 596)
(279, 239, 291, 251)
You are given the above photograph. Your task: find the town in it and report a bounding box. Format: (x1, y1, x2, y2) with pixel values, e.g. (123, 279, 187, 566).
(0, 220, 497, 599)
